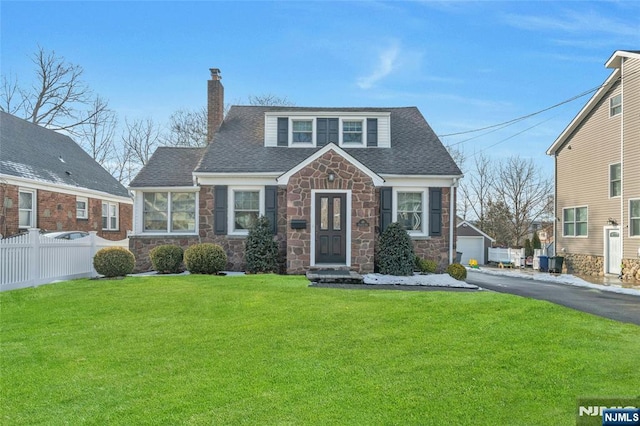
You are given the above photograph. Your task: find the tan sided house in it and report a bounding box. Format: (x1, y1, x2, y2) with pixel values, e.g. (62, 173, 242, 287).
(546, 50, 640, 280)
(0, 112, 132, 240)
(128, 69, 463, 274)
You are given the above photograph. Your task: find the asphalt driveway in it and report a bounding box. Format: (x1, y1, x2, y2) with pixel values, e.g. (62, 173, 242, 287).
(466, 270, 640, 326)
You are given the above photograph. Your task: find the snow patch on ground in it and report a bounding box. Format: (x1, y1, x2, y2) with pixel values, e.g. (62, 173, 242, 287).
(363, 273, 478, 289)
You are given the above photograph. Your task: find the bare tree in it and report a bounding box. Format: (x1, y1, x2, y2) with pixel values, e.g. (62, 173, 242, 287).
(163, 107, 208, 147)
(1, 46, 105, 132)
(494, 156, 553, 246)
(248, 94, 295, 106)
(76, 96, 118, 165)
(461, 153, 496, 229)
(121, 118, 162, 167)
(483, 199, 515, 247)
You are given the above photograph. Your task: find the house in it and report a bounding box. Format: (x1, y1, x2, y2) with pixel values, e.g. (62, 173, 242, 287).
(546, 50, 640, 280)
(128, 69, 463, 274)
(0, 111, 132, 240)
(456, 217, 495, 265)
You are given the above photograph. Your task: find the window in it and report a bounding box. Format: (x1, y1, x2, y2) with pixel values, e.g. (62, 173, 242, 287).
(232, 190, 260, 233)
(143, 192, 196, 233)
(563, 206, 588, 237)
(395, 191, 425, 234)
(342, 120, 363, 144)
(631, 199, 640, 237)
(18, 189, 36, 228)
(76, 197, 88, 219)
(292, 120, 313, 144)
(610, 163, 621, 197)
(102, 202, 119, 231)
(610, 94, 622, 117)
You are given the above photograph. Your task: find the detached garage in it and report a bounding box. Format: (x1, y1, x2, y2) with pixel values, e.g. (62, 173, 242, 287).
(456, 219, 495, 265)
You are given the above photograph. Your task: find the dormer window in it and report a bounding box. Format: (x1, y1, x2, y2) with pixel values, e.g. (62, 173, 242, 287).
(292, 120, 313, 144)
(342, 120, 363, 145)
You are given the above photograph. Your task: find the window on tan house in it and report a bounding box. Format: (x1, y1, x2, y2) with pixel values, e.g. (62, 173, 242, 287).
(630, 199, 640, 237)
(610, 163, 621, 197)
(610, 94, 622, 117)
(563, 206, 588, 237)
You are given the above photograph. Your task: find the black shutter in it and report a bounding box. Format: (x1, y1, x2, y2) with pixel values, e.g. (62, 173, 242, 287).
(367, 118, 378, 147)
(429, 188, 442, 236)
(328, 118, 339, 144)
(317, 118, 328, 146)
(214, 186, 227, 235)
(379, 187, 392, 234)
(265, 186, 278, 235)
(277, 117, 288, 147)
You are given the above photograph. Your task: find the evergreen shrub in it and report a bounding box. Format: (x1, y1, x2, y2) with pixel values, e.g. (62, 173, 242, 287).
(245, 216, 279, 274)
(150, 244, 184, 274)
(447, 263, 467, 281)
(184, 243, 227, 274)
(378, 222, 415, 276)
(93, 247, 135, 278)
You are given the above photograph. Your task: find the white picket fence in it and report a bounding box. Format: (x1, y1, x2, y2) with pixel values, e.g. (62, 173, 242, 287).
(488, 247, 526, 267)
(0, 229, 129, 291)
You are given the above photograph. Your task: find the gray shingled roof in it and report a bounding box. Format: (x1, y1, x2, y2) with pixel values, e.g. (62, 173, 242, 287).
(194, 106, 462, 176)
(129, 146, 206, 187)
(0, 111, 130, 198)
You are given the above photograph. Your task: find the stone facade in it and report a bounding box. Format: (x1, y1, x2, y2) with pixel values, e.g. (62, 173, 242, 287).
(0, 183, 132, 240)
(130, 235, 200, 272)
(412, 187, 453, 272)
(563, 253, 640, 280)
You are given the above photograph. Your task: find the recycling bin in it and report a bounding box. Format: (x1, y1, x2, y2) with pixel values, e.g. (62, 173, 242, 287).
(538, 256, 549, 272)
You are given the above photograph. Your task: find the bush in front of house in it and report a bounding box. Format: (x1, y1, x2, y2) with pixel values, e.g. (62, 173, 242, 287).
(93, 247, 135, 278)
(184, 243, 227, 274)
(150, 244, 184, 274)
(245, 216, 279, 274)
(416, 258, 438, 274)
(447, 263, 467, 281)
(378, 222, 415, 276)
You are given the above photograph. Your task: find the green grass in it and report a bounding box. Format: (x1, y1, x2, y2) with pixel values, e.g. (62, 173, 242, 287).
(1, 275, 638, 425)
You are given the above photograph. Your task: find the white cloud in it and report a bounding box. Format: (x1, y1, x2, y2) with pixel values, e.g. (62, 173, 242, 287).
(356, 44, 400, 90)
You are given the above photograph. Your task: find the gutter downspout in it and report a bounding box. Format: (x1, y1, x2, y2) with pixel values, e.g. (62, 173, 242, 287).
(620, 57, 625, 273)
(450, 177, 460, 264)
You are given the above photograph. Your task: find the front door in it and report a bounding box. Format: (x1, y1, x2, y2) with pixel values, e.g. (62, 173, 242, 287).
(606, 229, 621, 275)
(315, 193, 347, 264)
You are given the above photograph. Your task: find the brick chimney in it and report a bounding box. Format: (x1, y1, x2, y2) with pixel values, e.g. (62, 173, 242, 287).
(207, 68, 224, 142)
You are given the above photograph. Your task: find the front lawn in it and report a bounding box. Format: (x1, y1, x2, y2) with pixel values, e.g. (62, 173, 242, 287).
(1, 275, 638, 425)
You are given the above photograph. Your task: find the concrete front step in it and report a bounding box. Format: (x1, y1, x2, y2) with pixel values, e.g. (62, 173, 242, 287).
(306, 269, 364, 284)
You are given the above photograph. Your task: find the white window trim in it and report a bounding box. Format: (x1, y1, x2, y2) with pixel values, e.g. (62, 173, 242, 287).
(609, 163, 621, 198)
(609, 94, 622, 117)
(102, 201, 119, 231)
(141, 191, 199, 235)
(18, 188, 37, 229)
(392, 188, 428, 237)
(76, 196, 89, 220)
(562, 206, 588, 238)
(288, 117, 316, 147)
(630, 198, 640, 238)
(339, 118, 366, 147)
(228, 186, 264, 236)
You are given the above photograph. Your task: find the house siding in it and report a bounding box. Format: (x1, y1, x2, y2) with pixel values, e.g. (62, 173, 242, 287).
(622, 57, 640, 261)
(555, 80, 622, 259)
(1, 183, 131, 241)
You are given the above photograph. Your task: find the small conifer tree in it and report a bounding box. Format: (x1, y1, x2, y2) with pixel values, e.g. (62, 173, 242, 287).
(245, 216, 279, 274)
(532, 230, 542, 251)
(378, 222, 415, 276)
(524, 238, 533, 257)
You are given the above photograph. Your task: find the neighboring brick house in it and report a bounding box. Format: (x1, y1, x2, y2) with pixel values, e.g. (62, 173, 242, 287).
(128, 69, 463, 274)
(546, 50, 640, 280)
(0, 111, 132, 240)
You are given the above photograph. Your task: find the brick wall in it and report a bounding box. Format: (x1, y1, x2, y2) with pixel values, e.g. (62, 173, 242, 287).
(0, 183, 131, 240)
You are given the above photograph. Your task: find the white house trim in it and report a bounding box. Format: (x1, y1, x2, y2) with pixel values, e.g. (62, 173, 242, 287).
(456, 219, 496, 242)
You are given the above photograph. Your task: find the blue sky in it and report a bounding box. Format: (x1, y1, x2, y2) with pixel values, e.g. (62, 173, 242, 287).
(2, 1, 639, 177)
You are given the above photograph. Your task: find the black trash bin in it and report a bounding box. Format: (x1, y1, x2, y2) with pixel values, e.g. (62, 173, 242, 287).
(538, 256, 549, 272)
(548, 256, 564, 274)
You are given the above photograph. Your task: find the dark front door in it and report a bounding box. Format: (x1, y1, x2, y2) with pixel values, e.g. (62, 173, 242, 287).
(315, 193, 347, 264)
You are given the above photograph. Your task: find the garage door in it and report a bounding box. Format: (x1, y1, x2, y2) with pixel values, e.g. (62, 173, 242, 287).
(456, 236, 484, 265)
